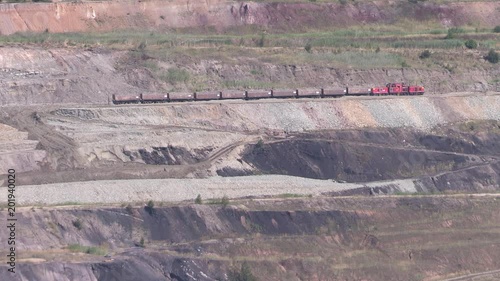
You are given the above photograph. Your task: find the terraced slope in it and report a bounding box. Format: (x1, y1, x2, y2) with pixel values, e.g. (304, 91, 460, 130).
(1, 196, 500, 281)
(0, 123, 45, 184)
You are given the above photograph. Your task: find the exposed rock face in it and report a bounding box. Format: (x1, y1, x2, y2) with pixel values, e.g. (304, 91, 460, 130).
(0, 46, 499, 107)
(0, 47, 138, 106)
(0, 0, 499, 35)
(0, 123, 46, 184)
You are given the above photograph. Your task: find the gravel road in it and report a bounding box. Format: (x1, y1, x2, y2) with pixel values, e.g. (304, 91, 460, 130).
(1, 175, 374, 206)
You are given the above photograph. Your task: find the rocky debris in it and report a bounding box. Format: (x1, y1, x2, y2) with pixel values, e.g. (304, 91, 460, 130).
(54, 93, 500, 132)
(0, 47, 139, 106)
(0, 123, 46, 179)
(1, 94, 499, 186)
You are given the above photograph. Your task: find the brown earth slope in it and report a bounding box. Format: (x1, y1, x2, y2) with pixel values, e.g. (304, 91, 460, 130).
(0, 0, 499, 35)
(0, 46, 499, 107)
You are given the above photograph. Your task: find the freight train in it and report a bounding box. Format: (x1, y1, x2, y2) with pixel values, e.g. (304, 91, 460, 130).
(112, 83, 424, 104)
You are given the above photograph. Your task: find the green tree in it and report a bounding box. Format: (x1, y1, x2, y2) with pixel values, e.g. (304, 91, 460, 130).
(72, 219, 83, 230)
(195, 194, 203, 204)
(257, 33, 266, 48)
(147, 200, 154, 209)
(145, 200, 155, 215)
(221, 195, 230, 208)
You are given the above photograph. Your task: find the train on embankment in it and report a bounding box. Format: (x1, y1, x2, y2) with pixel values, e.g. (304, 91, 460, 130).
(112, 83, 425, 104)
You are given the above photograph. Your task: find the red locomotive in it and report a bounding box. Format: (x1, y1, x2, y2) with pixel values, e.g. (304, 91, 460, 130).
(371, 83, 425, 95)
(112, 82, 424, 104)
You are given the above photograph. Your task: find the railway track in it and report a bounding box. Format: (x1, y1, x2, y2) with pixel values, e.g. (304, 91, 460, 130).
(99, 91, 500, 109)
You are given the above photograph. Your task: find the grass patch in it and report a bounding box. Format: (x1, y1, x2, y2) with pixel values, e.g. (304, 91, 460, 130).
(207, 195, 230, 207)
(279, 193, 307, 198)
(389, 39, 464, 49)
(223, 79, 277, 89)
(67, 244, 107, 255)
(1, 23, 496, 51)
(300, 51, 404, 68)
(159, 68, 190, 84)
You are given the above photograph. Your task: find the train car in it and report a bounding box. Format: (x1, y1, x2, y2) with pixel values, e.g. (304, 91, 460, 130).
(246, 90, 272, 100)
(221, 90, 247, 100)
(112, 82, 425, 105)
(297, 89, 322, 98)
(271, 89, 298, 98)
(168, 92, 194, 102)
(408, 85, 425, 95)
(112, 94, 141, 104)
(322, 88, 346, 98)
(387, 83, 425, 95)
(194, 91, 222, 101)
(370, 87, 389, 96)
(347, 87, 372, 96)
(141, 93, 169, 103)
(387, 83, 405, 95)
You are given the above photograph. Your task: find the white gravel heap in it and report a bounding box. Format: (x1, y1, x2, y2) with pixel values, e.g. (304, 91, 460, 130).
(1, 175, 380, 206)
(1, 175, 425, 206)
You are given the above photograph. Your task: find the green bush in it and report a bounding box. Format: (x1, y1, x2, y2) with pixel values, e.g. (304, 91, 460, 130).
(464, 39, 478, 49)
(304, 42, 312, 53)
(207, 195, 230, 207)
(72, 219, 83, 230)
(419, 50, 431, 59)
(145, 200, 155, 215)
(137, 41, 147, 51)
(221, 195, 230, 208)
(445, 27, 464, 39)
(257, 33, 266, 48)
(147, 200, 154, 209)
(255, 139, 264, 149)
(493, 26, 500, 33)
(228, 262, 257, 281)
(68, 244, 107, 255)
(484, 49, 499, 63)
(195, 194, 203, 204)
(162, 68, 190, 84)
(125, 204, 134, 214)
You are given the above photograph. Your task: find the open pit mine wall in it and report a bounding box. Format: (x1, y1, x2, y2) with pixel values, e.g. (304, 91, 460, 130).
(0, 46, 499, 106)
(0, 0, 499, 35)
